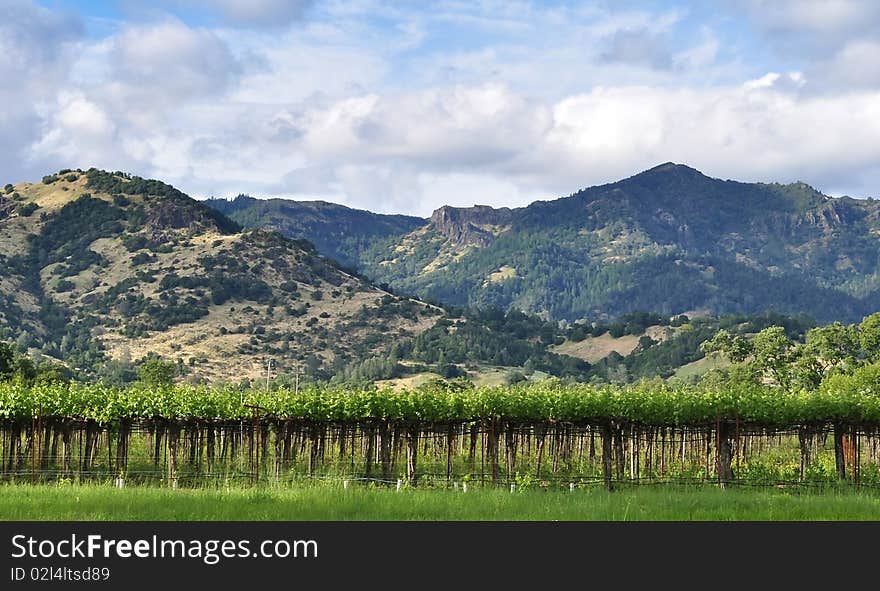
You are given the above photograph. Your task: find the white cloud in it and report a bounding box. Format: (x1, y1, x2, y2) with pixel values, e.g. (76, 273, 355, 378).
(0, 0, 83, 182)
(733, 0, 880, 37)
(810, 39, 880, 88)
(110, 20, 242, 101)
(729, 0, 880, 66)
(3, 0, 880, 215)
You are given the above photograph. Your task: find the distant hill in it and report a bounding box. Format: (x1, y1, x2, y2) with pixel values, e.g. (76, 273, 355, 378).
(0, 170, 440, 382)
(204, 195, 425, 269)
(353, 163, 880, 323)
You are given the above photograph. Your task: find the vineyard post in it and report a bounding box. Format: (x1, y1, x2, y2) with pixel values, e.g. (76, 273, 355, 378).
(168, 423, 179, 489)
(601, 423, 613, 492)
(446, 424, 454, 484)
(716, 421, 734, 487)
(833, 423, 847, 481)
(629, 426, 634, 481)
(406, 425, 419, 486)
(797, 427, 809, 482)
(854, 426, 861, 488)
(31, 411, 37, 484)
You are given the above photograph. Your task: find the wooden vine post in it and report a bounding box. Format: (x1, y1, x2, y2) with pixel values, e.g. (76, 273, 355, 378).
(601, 423, 614, 492)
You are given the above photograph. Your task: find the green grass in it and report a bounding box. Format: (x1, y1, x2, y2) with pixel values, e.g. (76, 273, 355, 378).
(2, 483, 880, 521)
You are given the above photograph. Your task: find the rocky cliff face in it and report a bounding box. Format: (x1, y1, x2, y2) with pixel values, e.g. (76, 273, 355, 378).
(429, 205, 514, 247)
(142, 197, 230, 241)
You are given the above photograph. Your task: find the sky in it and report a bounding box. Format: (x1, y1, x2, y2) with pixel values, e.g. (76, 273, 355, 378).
(2, 0, 879, 216)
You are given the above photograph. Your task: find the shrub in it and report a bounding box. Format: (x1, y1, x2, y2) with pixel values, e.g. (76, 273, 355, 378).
(16, 202, 38, 217)
(55, 279, 75, 293)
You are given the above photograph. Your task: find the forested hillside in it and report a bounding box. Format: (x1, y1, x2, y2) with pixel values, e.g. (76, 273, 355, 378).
(217, 164, 880, 324)
(361, 164, 880, 323)
(205, 195, 424, 269)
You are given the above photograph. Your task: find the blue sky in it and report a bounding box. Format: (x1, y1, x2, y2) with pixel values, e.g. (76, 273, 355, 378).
(4, 0, 880, 215)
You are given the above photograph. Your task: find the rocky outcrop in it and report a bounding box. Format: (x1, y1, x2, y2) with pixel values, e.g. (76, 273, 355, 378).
(429, 205, 514, 247)
(0, 196, 11, 221)
(143, 197, 234, 241)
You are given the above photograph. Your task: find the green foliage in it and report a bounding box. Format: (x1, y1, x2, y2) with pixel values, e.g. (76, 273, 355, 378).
(703, 313, 880, 393)
(14, 194, 124, 276)
(351, 166, 880, 323)
(137, 357, 177, 387)
(54, 279, 75, 293)
(15, 202, 38, 217)
(205, 195, 423, 269)
(804, 322, 859, 371)
(0, 342, 13, 378)
(397, 308, 590, 379)
(0, 340, 69, 385)
(860, 313, 880, 361)
(85, 169, 241, 235)
(0, 367, 878, 426)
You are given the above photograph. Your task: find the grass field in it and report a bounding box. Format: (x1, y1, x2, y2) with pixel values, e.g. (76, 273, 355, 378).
(2, 483, 879, 521)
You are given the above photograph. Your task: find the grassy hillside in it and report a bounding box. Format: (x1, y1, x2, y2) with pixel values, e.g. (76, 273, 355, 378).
(0, 170, 440, 382)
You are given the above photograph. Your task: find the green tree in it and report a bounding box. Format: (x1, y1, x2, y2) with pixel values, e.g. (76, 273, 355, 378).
(0, 342, 14, 379)
(700, 329, 752, 363)
(750, 327, 796, 391)
(33, 362, 69, 385)
(12, 357, 36, 383)
(15, 331, 31, 354)
(804, 322, 858, 373)
(138, 357, 176, 386)
(859, 313, 880, 361)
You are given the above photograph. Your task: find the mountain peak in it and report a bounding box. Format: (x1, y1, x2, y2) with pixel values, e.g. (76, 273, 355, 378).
(638, 162, 705, 177)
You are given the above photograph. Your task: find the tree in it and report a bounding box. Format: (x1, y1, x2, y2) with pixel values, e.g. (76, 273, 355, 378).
(15, 331, 30, 354)
(440, 363, 464, 379)
(860, 313, 880, 361)
(700, 329, 752, 363)
(12, 357, 36, 383)
(750, 327, 796, 391)
(0, 342, 14, 378)
(33, 362, 69, 385)
(804, 322, 858, 373)
(138, 357, 176, 386)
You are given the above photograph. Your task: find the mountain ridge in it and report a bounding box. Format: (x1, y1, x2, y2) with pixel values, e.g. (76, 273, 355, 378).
(206, 163, 880, 323)
(205, 194, 425, 269)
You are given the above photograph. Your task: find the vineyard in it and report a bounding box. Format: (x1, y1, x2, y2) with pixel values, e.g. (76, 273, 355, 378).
(2, 366, 880, 490)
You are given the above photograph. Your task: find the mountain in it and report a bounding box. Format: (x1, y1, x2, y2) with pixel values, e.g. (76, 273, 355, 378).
(0, 169, 441, 382)
(3, 166, 864, 387)
(204, 195, 425, 270)
(353, 163, 880, 323)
